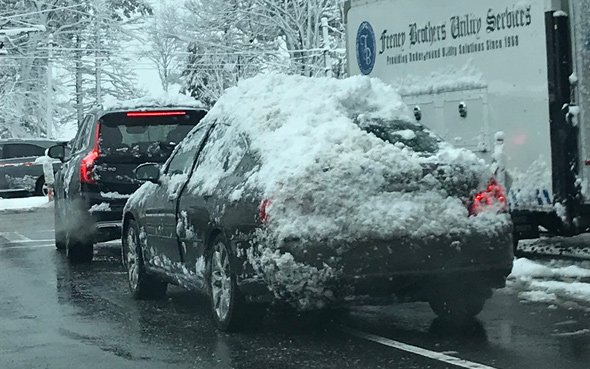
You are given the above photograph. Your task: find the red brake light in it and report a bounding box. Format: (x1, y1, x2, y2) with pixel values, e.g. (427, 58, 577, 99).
(80, 123, 101, 184)
(469, 179, 507, 216)
(126, 111, 186, 117)
(259, 199, 272, 224)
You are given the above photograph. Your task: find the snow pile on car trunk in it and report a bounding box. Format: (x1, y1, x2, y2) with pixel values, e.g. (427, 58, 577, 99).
(187, 73, 511, 309)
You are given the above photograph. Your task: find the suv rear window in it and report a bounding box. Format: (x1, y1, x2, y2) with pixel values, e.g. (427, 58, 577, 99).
(99, 110, 207, 161)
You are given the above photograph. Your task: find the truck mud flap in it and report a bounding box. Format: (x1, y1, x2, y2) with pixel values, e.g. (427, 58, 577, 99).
(545, 11, 580, 229)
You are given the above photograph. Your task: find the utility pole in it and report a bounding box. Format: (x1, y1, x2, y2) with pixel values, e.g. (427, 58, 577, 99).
(321, 17, 333, 78)
(46, 34, 54, 139)
(95, 2, 102, 106)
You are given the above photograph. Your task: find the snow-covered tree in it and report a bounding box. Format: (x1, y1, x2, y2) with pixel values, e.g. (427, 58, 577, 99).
(180, 0, 346, 104)
(0, 0, 151, 137)
(140, 2, 185, 93)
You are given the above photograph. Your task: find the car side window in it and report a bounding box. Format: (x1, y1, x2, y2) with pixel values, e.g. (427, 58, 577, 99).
(2, 144, 46, 158)
(166, 125, 210, 176)
(0, 145, 4, 159)
(72, 116, 92, 153)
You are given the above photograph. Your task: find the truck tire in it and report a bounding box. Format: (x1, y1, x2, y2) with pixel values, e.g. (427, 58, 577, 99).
(122, 219, 167, 300)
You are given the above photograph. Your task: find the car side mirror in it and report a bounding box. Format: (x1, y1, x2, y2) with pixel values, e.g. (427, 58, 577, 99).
(47, 144, 65, 162)
(135, 163, 161, 183)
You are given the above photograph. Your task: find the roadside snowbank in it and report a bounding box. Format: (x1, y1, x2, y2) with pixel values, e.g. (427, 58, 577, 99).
(0, 197, 51, 212)
(508, 258, 590, 304)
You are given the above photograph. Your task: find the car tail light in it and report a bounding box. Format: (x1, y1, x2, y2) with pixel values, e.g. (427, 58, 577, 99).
(80, 123, 101, 184)
(468, 179, 507, 216)
(259, 199, 272, 224)
(126, 111, 186, 117)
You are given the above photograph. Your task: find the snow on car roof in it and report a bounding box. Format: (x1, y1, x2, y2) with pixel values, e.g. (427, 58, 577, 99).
(102, 93, 207, 112)
(187, 73, 505, 243)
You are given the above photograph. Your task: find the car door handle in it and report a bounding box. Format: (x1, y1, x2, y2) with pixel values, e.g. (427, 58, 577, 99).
(168, 194, 178, 202)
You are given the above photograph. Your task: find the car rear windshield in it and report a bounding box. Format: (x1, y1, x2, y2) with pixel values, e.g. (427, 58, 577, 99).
(99, 110, 207, 161)
(355, 117, 440, 153)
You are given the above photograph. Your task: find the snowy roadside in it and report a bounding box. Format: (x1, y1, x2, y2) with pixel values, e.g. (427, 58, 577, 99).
(518, 235, 590, 260)
(507, 257, 590, 307)
(0, 197, 52, 213)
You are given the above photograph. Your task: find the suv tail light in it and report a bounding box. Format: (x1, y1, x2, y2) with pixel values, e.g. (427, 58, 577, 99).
(259, 199, 272, 224)
(468, 179, 507, 216)
(80, 123, 101, 184)
(126, 111, 186, 117)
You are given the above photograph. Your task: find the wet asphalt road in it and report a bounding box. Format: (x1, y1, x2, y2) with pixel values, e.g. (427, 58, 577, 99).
(1, 206, 589, 369)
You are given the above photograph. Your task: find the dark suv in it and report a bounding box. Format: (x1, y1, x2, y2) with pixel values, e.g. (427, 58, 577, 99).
(48, 106, 207, 263)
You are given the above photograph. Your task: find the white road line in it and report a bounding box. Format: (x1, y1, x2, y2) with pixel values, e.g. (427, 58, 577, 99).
(342, 327, 499, 369)
(0, 239, 55, 244)
(0, 244, 55, 251)
(0, 232, 32, 242)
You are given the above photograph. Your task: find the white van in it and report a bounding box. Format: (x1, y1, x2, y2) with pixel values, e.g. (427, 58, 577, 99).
(346, 0, 590, 243)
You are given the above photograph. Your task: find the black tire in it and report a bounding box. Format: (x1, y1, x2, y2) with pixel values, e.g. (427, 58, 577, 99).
(65, 230, 94, 264)
(429, 288, 488, 322)
(66, 237, 94, 264)
(206, 236, 258, 332)
(34, 176, 48, 197)
(54, 197, 66, 251)
(122, 219, 167, 300)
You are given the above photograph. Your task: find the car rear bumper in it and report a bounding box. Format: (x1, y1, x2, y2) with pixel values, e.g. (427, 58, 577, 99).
(243, 224, 514, 308)
(80, 190, 131, 242)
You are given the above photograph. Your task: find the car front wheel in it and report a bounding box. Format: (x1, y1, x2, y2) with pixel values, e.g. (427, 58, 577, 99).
(122, 219, 167, 300)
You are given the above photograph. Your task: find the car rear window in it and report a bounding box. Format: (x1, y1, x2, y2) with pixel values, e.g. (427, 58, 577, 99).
(2, 143, 46, 159)
(355, 117, 440, 153)
(99, 110, 207, 160)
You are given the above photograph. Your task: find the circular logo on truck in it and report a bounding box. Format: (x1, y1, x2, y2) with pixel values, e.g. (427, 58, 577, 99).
(356, 21, 376, 75)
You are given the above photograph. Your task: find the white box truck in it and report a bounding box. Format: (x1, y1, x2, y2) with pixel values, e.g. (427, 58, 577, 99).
(346, 0, 590, 244)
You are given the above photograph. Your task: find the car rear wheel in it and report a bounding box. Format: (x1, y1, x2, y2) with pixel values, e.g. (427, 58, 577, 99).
(65, 230, 94, 264)
(123, 219, 167, 300)
(34, 176, 48, 197)
(54, 197, 66, 250)
(207, 236, 256, 332)
(429, 287, 489, 322)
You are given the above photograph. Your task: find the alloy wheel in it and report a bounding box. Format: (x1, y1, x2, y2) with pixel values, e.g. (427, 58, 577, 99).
(126, 226, 140, 291)
(210, 242, 232, 322)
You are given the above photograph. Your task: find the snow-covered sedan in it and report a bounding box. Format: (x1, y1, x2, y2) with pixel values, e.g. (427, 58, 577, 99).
(122, 74, 514, 331)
